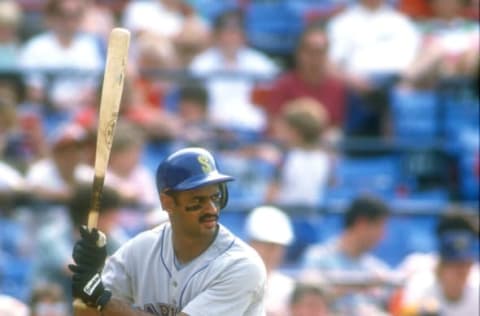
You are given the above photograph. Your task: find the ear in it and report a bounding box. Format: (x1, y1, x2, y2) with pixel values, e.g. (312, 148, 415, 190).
(160, 193, 175, 215)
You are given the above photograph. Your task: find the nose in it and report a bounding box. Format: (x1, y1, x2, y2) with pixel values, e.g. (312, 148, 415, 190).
(205, 198, 219, 214)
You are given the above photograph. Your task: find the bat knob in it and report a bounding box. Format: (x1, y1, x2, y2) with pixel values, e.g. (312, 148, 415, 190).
(97, 230, 107, 248)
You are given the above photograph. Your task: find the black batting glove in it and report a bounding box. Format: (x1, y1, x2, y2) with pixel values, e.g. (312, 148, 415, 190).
(72, 225, 107, 270)
(69, 263, 112, 310)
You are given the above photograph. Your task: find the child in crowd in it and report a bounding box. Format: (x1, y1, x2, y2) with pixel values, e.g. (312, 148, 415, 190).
(266, 97, 333, 208)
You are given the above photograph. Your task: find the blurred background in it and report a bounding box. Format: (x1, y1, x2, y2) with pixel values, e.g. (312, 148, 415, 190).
(0, 0, 478, 315)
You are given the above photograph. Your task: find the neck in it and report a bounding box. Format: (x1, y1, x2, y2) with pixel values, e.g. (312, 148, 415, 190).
(172, 225, 218, 264)
(298, 69, 324, 85)
(339, 231, 364, 258)
(55, 32, 75, 47)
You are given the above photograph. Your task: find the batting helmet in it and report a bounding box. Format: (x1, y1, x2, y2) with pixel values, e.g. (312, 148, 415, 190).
(156, 147, 234, 209)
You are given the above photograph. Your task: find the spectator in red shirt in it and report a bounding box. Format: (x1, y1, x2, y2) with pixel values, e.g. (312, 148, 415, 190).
(266, 22, 347, 139)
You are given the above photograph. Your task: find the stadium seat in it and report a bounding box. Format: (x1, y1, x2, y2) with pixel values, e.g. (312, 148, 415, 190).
(245, 1, 304, 55)
(285, 215, 323, 264)
(219, 210, 247, 240)
(189, 0, 239, 21)
(443, 97, 480, 142)
(389, 88, 438, 142)
(324, 156, 401, 209)
(0, 253, 32, 302)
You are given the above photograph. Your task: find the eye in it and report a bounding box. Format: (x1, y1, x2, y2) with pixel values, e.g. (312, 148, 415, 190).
(211, 192, 222, 204)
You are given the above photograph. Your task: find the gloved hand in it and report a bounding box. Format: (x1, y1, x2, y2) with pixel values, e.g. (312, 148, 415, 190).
(72, 226, 107, 270)
(69, 264, 112, 310)
(69, 225, 111, 310)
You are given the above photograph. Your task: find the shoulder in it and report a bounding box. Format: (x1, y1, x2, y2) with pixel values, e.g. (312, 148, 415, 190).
(115, 223, 168, 256)
(362, 254, 391, 272)
(302, 239, 339, 266)
(242, 48, 277, 70)
(189, 48, 219, 71)
(26, 159, 53, 177)
(215, 226, 266, 279)
(274, 71, 297, 86)
(22, 33, 54, 50)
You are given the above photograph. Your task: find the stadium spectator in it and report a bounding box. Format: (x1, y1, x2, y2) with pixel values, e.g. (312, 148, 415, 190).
(75, 121, 159, 209)
(29, 282, 68, 316)
(402, 0, 480, 89)
(245, 206, 295, 316)
(301, 195, 392, 315)
(266, 22, 347, 137)
(0, 0, 23, 69)
(0, 98, 47, 171)
(400, 213, 479, 316)
(174, 83, 218, 150)
(25, 123, 87, 221)
(266, 98, 332, 208)
(289, 282, 332, 316)
(122, 0, 209, 41)
(33, 184, 125, 298)
(327, 0, 420, 136)
(19, 0, 103, 111)
(190, 9, 278, 132)
(0, 295, 29, 316)
(0, 158, 25, 215)
(81, 0, 116, 44)
(125, 32, 181, 140)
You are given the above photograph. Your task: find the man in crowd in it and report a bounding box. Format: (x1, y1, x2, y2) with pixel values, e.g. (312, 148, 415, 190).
(400, 213, 479, 315)
(302, 195, 392, 315)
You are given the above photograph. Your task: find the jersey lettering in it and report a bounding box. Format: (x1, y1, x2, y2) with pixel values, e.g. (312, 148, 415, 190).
(140, 303, 179, 316)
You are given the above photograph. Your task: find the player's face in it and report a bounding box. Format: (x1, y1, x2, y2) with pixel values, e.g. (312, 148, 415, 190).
(168, 184, 222, 237)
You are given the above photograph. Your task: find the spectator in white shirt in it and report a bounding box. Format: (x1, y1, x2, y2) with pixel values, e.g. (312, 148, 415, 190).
(400, 213, 479, 316)
(190, 9, 279, 132)
(327, 0, 420, 137)
(245, 206, 295, 316)
(0, 0, 22, 70)
(122, 0, 210, 61)
(266, 98, 332, 208)
(75, 121, 159, 209)
(19, 0, 103, 111)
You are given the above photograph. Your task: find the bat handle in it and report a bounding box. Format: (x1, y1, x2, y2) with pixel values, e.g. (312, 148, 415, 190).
(87, 211, 99, 230)
(73, 298, 89, 310)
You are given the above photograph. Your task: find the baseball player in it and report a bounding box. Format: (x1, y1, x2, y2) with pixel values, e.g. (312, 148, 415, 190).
(69, 147, 267, 315)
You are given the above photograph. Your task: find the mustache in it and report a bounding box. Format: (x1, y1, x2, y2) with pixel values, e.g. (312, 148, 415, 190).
(199, 214, 218, 223)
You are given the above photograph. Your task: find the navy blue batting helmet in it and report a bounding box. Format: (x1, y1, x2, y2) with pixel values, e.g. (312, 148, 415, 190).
(156, 147, 234, 209)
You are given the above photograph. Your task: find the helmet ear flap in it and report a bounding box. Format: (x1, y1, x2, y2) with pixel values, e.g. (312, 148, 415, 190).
(219, 183, 229, 210)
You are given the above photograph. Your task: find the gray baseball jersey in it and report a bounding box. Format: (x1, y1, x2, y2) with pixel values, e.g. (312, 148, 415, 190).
(102, 223, 267, 316)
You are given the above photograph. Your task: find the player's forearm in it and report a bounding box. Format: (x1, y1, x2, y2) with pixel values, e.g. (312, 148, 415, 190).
(102, 299, 189, 316)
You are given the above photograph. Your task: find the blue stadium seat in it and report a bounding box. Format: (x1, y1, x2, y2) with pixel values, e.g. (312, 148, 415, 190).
(218, 156, 275, 208)
(188, 0, 239, 21)
(372, 215, 437, 267)
(245, 1, 304, 55)
(141, 140, 173, 175)
(219, 210, 247, 240)
(0, 253, 33, 301)
(443, 97, 479, 141)
(324, 156, 400, 209)
(390, 89, 438, 142)
(285, 215, 323, 264)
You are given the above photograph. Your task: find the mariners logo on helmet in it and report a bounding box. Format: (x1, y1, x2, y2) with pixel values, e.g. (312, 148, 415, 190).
(198, 155, 213, 174)
(156, 147, 234, 209)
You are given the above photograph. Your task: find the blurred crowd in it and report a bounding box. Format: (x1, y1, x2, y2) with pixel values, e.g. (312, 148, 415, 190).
(0, 0, 479, 315)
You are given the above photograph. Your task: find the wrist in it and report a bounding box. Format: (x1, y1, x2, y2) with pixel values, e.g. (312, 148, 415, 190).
(96, 290, 112, 311)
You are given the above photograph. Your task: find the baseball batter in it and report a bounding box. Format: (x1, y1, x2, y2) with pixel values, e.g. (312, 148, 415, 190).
(69, 148, 267, 315)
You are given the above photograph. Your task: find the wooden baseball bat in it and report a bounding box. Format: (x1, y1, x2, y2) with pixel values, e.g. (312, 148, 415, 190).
(73, 27, 130, 314)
